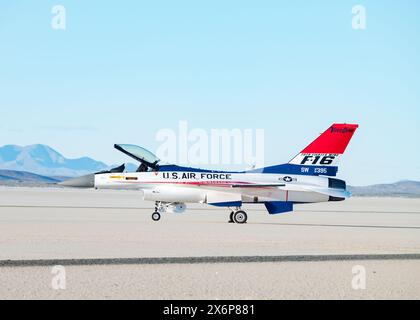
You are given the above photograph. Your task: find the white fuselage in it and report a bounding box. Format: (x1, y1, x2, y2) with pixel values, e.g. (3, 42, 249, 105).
(94, 171, 330, 204)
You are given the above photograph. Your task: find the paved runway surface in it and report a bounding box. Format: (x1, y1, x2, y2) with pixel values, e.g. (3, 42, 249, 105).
(0, 187, 419, 299)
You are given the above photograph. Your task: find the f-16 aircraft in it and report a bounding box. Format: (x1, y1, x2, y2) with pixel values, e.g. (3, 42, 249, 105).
(61, 123, 358, 224)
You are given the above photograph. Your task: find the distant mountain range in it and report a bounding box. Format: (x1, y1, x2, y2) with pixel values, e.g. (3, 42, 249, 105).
(349, 181, 420, 198)
(0, 144, 110, 177)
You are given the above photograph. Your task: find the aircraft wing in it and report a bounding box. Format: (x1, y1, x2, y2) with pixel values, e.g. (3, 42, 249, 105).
(282, 184, 351, 198)
(196, 182, 350, 199)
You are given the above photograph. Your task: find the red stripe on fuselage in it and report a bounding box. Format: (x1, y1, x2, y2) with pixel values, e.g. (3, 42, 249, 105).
(113, 180, 252, 187)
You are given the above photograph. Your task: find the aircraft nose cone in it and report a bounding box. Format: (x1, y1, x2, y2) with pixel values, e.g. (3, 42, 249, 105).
(59, 174, 95, 188)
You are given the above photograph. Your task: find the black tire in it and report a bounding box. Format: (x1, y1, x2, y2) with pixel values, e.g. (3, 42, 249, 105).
(152, 212, 161, 222)
(229, 211, 235, 223)
(233, 211, 248, 224)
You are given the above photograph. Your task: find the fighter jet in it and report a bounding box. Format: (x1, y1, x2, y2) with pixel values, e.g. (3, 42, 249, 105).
(61, 123, 358, 224)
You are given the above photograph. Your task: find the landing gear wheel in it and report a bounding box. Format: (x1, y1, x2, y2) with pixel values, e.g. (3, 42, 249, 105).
(152, 212, 161, 222)
(229, 212, 235, 223)
(233, 211, 248, 224)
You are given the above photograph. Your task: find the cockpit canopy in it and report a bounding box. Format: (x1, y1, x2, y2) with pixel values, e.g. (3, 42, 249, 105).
(114, 144, 160, 171)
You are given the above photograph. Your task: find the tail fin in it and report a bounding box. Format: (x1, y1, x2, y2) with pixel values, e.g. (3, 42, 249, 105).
(289, 123, 358, 175)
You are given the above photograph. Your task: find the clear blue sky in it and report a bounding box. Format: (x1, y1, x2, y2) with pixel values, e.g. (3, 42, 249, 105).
(0, 1, 419, 185)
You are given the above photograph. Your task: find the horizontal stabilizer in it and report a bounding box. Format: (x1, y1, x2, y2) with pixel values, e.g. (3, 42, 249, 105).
(300, 186, 351, 198)
(284, 184, 351, 198)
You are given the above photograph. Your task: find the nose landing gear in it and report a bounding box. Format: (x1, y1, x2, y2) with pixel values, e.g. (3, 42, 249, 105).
(152, 211, 161, 221)
(152, 202, 163, 222)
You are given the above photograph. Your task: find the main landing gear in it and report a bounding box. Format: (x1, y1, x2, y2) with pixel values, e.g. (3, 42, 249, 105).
(151, 202, 248, 224)
(152, 211, 161, 222)
(152, 202, 163, 222)
(229, 208, 248, 224)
